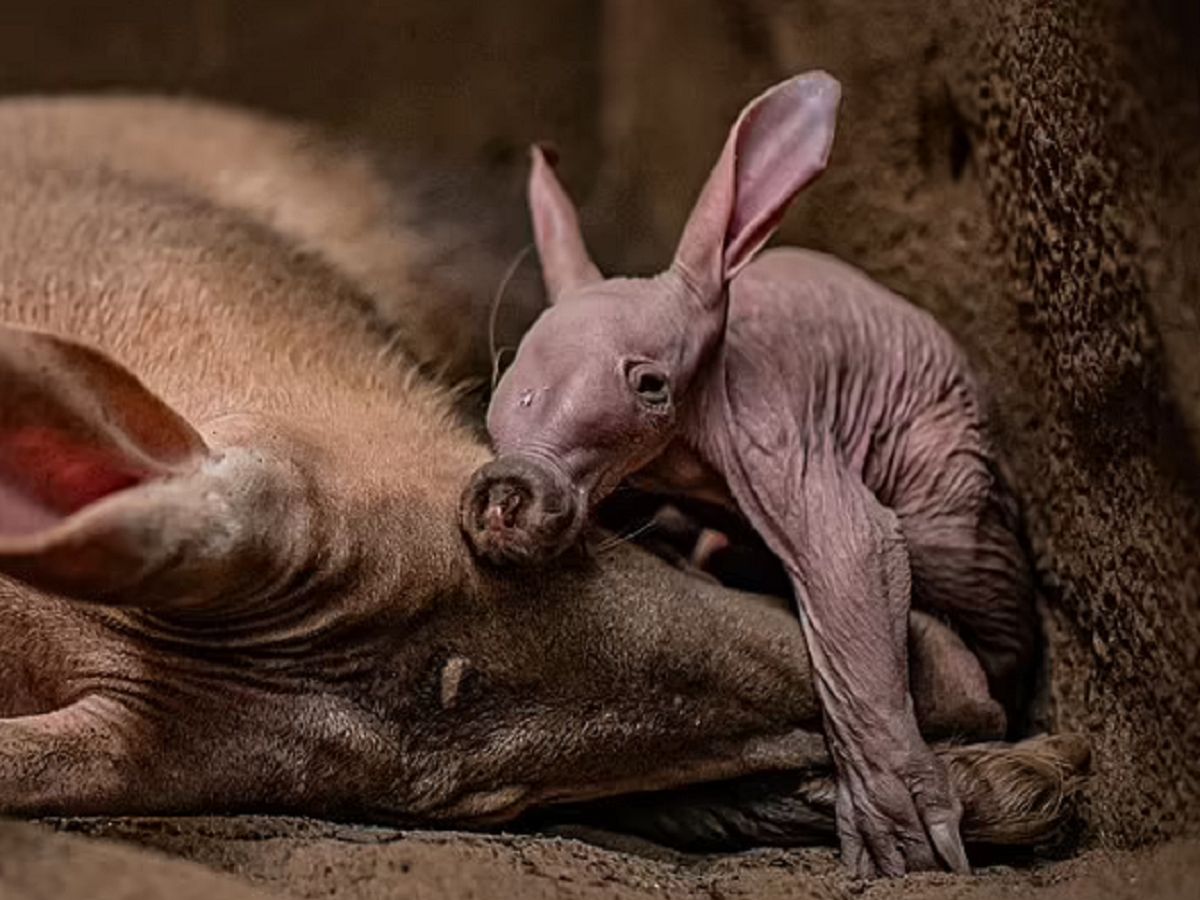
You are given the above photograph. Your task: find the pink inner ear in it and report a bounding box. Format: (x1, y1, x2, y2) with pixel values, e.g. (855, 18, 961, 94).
(0, 426, 148, 539)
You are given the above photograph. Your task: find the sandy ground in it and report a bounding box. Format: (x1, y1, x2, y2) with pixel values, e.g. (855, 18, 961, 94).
(0, 818, 1194, 900)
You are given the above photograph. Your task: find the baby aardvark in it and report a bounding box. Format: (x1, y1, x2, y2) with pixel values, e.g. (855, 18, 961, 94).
(460, 72, 1038, 878)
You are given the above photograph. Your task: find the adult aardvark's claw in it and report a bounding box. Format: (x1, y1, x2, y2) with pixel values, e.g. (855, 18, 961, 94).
(834, 733, 969, 878)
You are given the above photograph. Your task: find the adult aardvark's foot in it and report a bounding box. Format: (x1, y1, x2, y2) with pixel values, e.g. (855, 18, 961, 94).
(834, 725, 969, 878)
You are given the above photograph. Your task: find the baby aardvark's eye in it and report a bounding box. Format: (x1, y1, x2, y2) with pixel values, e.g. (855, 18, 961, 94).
(625, 361, 672, 408)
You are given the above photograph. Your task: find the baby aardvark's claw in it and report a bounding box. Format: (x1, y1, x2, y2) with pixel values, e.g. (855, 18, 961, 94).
(929, 819, 971, 873)
(835, 731, 969, 878)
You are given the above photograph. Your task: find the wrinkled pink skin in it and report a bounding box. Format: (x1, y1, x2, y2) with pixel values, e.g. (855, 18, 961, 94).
(462, 72, 1037, 878)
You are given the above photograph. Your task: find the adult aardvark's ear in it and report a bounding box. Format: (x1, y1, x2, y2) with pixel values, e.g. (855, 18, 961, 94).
(672, 71, 841, 305)
(0, 325, 297, 610)
(528, 144, 602, 302)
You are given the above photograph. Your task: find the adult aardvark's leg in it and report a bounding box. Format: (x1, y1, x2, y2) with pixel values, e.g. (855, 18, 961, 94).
(563, 733, 1087, 851)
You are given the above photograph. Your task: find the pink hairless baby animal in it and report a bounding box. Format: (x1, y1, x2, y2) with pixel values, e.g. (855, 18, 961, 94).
(460, 72, 1037, 878)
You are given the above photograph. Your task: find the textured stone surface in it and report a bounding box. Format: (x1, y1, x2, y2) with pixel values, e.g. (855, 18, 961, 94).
(938, 0, 1200, 847)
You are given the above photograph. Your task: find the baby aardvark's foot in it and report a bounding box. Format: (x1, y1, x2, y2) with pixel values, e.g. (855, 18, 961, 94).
(833, 722, 970, 877)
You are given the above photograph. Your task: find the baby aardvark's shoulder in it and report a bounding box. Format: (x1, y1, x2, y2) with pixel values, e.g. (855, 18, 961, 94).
(732, 247, 926, 329)
(727, 247, 971, 380)
(714, 246, 983, 463)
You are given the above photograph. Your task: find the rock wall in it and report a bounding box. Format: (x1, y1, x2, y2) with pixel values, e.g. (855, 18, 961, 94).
(937, 0, 1200, 846)
(0, 0, 1195, 849)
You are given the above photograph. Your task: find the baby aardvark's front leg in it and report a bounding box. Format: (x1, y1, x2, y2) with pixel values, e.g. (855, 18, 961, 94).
(736, 453, 969, 877)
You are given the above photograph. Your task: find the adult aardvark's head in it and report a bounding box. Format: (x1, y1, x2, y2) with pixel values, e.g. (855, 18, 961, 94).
(460, 72, 841, 566)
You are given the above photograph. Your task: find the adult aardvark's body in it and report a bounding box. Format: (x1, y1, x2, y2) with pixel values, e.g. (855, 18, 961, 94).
(462, 72, 1038, 877)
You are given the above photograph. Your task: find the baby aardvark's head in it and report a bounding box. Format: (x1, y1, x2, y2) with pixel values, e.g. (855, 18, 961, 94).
(460, 71, 842, 566)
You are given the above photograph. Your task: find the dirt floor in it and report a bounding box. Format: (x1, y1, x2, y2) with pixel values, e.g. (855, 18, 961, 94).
(0, 818, 1196, 900)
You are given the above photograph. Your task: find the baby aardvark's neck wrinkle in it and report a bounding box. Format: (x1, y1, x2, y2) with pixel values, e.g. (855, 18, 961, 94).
(676, 347, 738, 487)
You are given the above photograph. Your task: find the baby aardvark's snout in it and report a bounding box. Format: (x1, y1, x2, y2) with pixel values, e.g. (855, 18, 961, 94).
(460, 455, 583, 565)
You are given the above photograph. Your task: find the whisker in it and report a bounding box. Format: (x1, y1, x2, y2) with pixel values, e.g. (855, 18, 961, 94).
(595, 517, 659, 554)
(491, 346, 515, 384)
(489, 243, 535, 391)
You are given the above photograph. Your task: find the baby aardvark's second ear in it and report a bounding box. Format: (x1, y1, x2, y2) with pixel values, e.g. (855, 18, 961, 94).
(528, 144, 602, 302)
(673, 71, 842, 305)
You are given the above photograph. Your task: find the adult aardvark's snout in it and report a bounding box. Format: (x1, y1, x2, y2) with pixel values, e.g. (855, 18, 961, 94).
(460, 455, 584, 565)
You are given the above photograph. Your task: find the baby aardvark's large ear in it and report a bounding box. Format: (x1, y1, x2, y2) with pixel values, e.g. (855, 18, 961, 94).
(0, 325, 294, 611)
(673, 71, 841, 305)
(528, 144, 602, 302)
